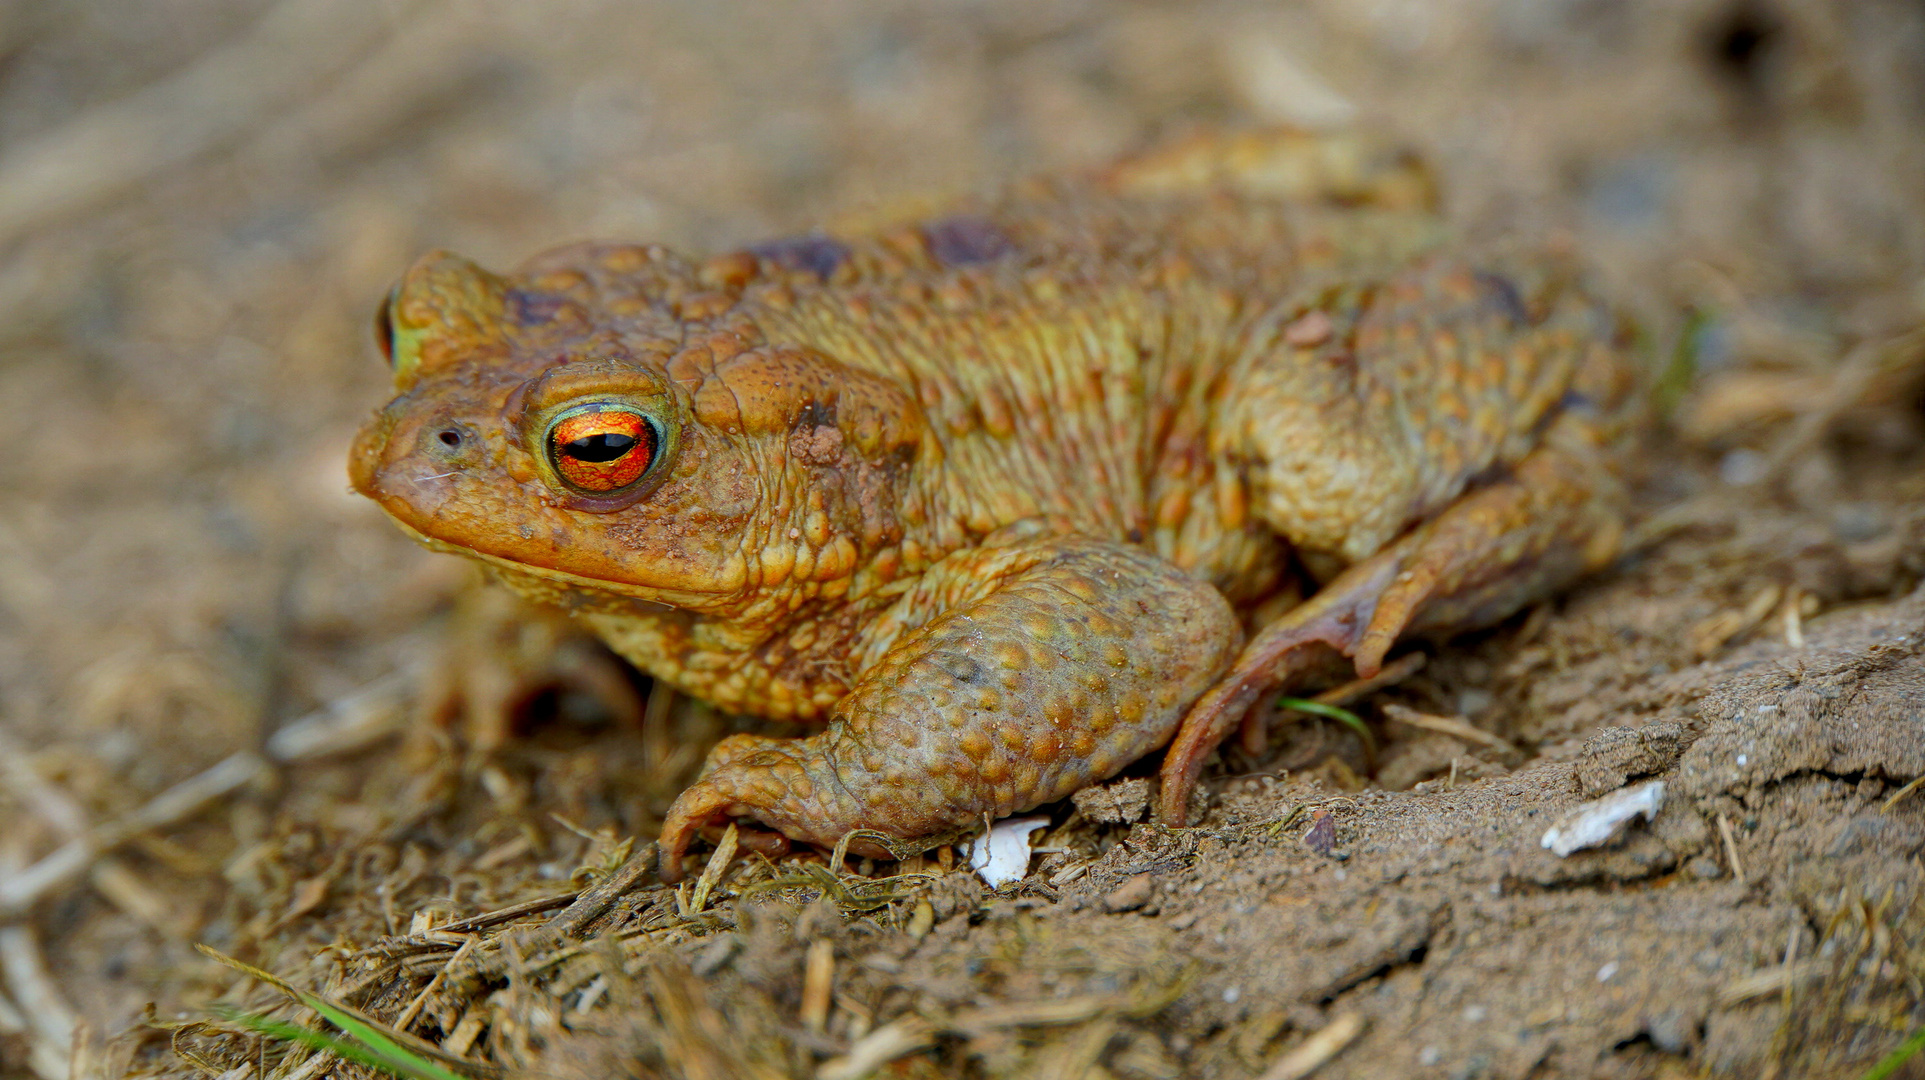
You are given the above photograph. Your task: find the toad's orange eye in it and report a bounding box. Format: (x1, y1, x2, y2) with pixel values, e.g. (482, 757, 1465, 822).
(547, 406, 658, 493)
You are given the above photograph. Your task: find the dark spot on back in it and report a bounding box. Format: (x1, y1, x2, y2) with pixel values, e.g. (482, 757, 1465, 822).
(508, 288, 569, 326)
(795, 399, 838, 429)
(922, 216, 1013, 267)
(1474, 271, 1529, 326)
(933, 653, 984, 685)
(750, 235, 850, 281)
(1557, 389, 1596, 414)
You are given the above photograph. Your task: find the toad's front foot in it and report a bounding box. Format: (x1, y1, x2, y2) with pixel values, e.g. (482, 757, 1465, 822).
(658, 733, 863, 877)
(657, 536, 1241, 881)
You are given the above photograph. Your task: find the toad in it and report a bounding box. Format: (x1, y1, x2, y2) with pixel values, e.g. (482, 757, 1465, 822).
(349, 131, 1639, 881)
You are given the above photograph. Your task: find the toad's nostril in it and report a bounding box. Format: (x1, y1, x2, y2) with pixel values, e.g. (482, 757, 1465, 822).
(437, 429, 463, 448)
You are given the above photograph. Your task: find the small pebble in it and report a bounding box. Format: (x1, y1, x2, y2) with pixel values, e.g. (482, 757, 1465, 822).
(1104, 872, 1155, 913)
(1304, 810, 1337, 856)
(1720, 448, 1766, 485)
(1541, 780, 1665, 857)
(1283, 309, 1335, 347)
(906, 898, 936, 940)
(1597, 961, 1619, 983)
(1831, 503, 1889, 543)
(1686, 855, 1722, 880)
(1646, 1009, 1692, 1055)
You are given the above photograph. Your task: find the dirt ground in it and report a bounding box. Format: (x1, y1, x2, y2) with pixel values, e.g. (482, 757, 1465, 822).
(0, 1, 1922, 1078)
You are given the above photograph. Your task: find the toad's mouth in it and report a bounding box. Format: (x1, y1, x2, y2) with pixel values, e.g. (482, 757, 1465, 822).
(385, 517, 694, 613)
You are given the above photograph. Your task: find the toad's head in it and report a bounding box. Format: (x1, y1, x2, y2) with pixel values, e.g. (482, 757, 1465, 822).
(349, 247, 924, 617)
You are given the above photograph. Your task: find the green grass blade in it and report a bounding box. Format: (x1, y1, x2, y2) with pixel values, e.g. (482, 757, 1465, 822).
(212, 1007, 457, 1080)
(1276, 697, 1379, 759)
(1655, 306, 1708, 414)
(196, 944, 472, 1080)
(298, 997, 466, 1080)
(1859, 1023, 1925, 1080)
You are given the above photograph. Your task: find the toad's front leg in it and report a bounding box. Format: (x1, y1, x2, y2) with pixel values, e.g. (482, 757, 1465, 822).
(658, 537, 1241, 880)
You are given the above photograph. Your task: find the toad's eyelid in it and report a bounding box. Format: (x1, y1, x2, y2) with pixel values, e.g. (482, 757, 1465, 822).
(545, 400, 657, 440)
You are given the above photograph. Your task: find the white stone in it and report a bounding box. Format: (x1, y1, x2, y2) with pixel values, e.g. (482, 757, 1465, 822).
(967, 816, 1049, 886)
(1540, 780, 1666, 857)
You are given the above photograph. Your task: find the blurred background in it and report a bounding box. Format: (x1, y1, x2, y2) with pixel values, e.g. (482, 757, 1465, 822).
(0, 0, 1920, 1075)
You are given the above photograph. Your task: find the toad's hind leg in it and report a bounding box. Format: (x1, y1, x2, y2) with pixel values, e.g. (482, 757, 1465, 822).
(1156, 409, 1629, 825)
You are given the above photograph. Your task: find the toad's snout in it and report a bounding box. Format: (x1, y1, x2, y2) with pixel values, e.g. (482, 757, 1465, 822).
(347, 403, 484, 525)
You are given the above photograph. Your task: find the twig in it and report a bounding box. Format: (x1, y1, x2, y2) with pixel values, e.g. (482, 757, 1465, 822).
(0, 925, 76, 1080)
(0, 729, 191, 936)
(1622, 498, 1730, 555)
(1691, 584, 1784, 660)
(1881, 774, 1924, 813)
(1258, 1012, 1365, 1080)
(0, 752, 271, 918)
(688, 824, 739, 915)
(817, 1018, 935, 1080)
(541, 843, 659, 938)
(1761, 332, 1925, 483)
(278, 1047, 338, 1080)
(0, 992, 64, 1080)
(1381, 704, 1519, 756)
(392, 936, 475, 1034)
(263, 672, 410, 762)
(88, 859, 192, 938)
(1717, 814, 1747, 886)
(2, 670, 414, 920)
(0, 990, 27, 1035)
(801, 940, 835, 1034)
(0, 730, 87, 836)
(1717, 960, 1826, 1007)
(431, 892, 578, 936)
(949, 995, 1126, 1034)
(1040, 1017, 1118, 1079)
(1308, 652, 1426, 708)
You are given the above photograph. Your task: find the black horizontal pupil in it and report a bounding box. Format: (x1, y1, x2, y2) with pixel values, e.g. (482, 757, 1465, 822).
(563, 432, 636, 463)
